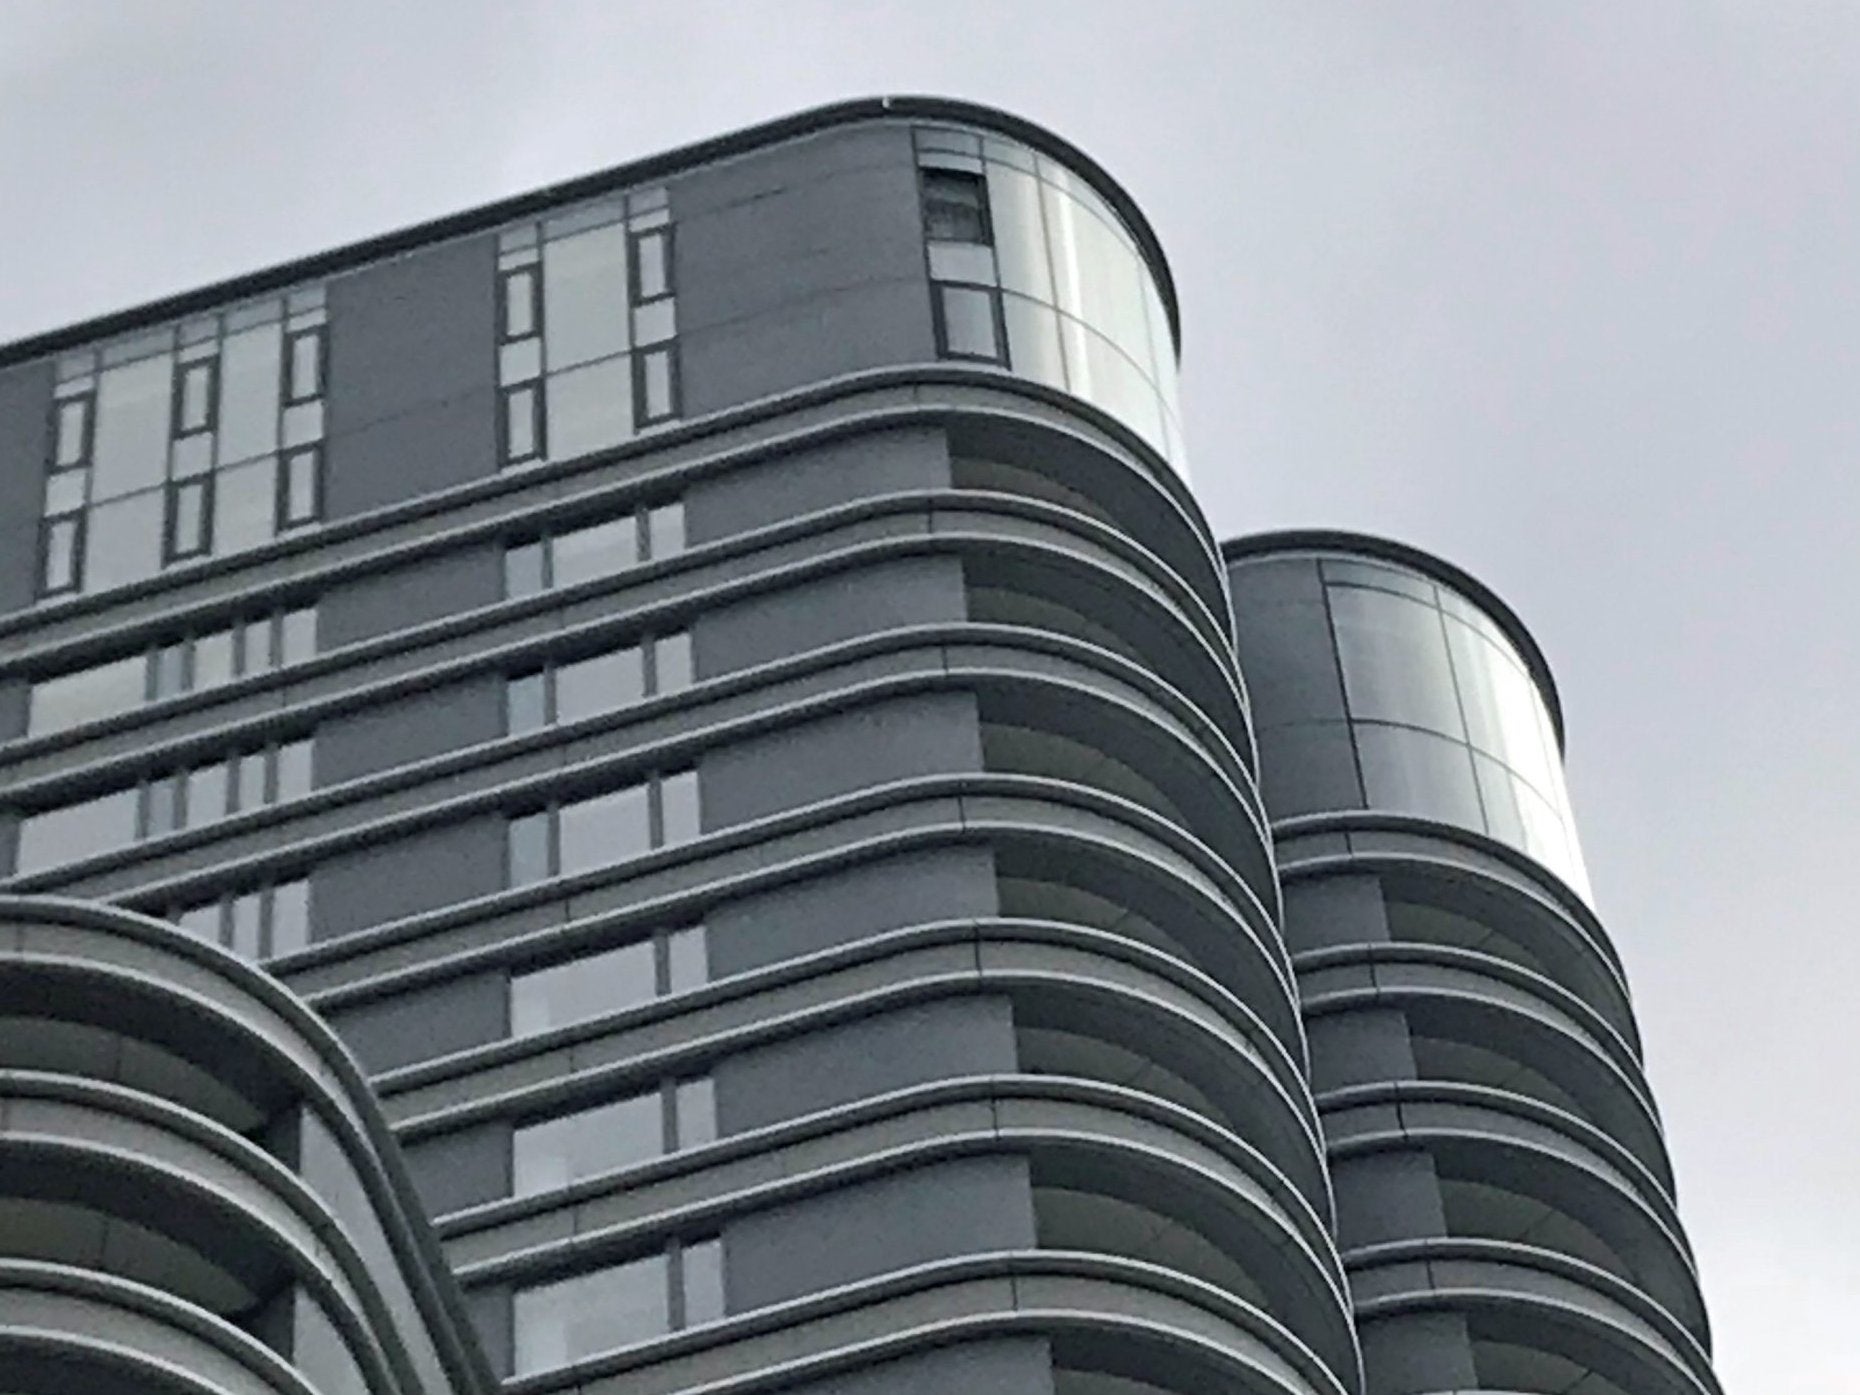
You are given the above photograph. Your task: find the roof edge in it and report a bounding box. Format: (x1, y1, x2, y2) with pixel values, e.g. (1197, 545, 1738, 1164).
(1219, 528, 1567, 749)
(0, 95, 1180, 371)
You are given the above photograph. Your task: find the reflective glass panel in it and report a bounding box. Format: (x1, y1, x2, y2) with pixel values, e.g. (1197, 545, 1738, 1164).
(1355, 723, 1483, 829)
(674, 1077, 716, 1149)
(270, 880, 310, 955)
(546, 355, 633, 461)
(230, 892, 263, 959)
(276, 739, 314, 801)
(1445, 615, 1558, 798)
(43, 468, 87, 516)
(666, 925, 707, 994)
(16, 787, 140, 873)
(281, 400, 323, 448)
(512, 1090, 664, 1195)
(558, 784, 652, 876)
(153, 643, 188, 699)
(287, 330, 322, 400)
(555, 646, 645, 725)
(633, 230, 669, 301)
(507, 672, 548, 734)
(503, 268, 537, 340)
(655, 632, 693, 693)
(543, 223, 630, 371)
(646, 502, 684, 559)
(632, 298, 675, 347)
(510, 937, 657, 1037)
(215, 456, 278, 556)
(144, 776, 182, 838)
(29, 654, 147, 735)
(513, 1255, 669, 1375)
(240, 616, 276, 675)
(284, 448, 320, 524)
(55, 397, 90, 466)
(922, 170, 989, 242)
(986, 164, 1053, 301)
(83, 491, 165, 592)
(90, 355, 173, 501)
(640, 348, 675, 420)
(499, 336, 542, 385)
(1002, 296, 1065, 391)
(939, 285, 1000, 360)
(505, 385, 538, 461)
(170, 432, 214, 479)
(928, 241, 997, 285)
(503, 540, 546, 598)
(42, 517, 79, 591)
(680, 1238, 725, 1325)
(508, 811, 552, 886)
(281, 609, 317, 665)
(193, 629, 235, 690)
(170, 480, 208, 556)
(551, 515, 637, 588)
(1329, 586, 1462, 735)
(238, 750, 268, 811)
(186, 761, 229, 827)
(217, 324, 283, 466)
(178, 361, 214, 432)
(660, 770, 701, 845)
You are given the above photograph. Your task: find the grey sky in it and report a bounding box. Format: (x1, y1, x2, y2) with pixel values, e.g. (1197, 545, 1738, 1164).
(3, 2, 1851, 1387)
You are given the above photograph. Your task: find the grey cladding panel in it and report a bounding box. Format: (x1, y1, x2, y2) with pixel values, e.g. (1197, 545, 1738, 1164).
(401, 1118, 512, 1217)
(1359, 1311, 1478, 1393)
(1281, 873, 1391, 955)
(309, 815, 506, 942)
(317, 542, 502, 650)
(725, 1155, 1036, 1311)
(324, 969, 507, 1074)
(683, 426, 950, 546)
(1332, 1149, 1448, 1249)
(314, 673, 504, 788)
(707, 846, 999, 978)
(0, 358, 53, 615)
(1232, 601, 1348, 729)
(1227, 556, 1325, 609)
(773, 1340, 1055, 1395)
(699, 691, 983, 829)
(324, 232, 499, 516)
(1305, 1007, 1417, 1094)
(1257, 721, 1363, 820)
(694, 555, 966, 679)
(715, 996, 1017, 1135)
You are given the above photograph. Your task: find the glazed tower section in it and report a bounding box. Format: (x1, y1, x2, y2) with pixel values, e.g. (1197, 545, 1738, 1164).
(1224, 534, 1718, 1395)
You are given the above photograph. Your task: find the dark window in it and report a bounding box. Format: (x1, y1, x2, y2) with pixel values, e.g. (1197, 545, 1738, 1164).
(284, 328, 325, 403)
(501, 267, 540, 341)
(502, 383, 544, 465)
(165, 479, 213, 561)
(174, 359, 218, 436)
(922, 169, 991, 243)
(279, 446, 322, 528)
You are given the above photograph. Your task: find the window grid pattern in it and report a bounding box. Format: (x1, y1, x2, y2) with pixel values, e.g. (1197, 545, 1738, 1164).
(13, 735, 315, 875)
(506, 770, 701, 888)
(501, 501, 685, 599)
(511, 1237, 723, 1376)
(506, 632, 694, 736)
(39, 288, 329, 599)
(511, 1072, 717, 1198)
(170, 877, 312, 961)
(509, 926, 708, 1040)
(25, 605, 317, 738)
(495, 187, 679, 470)
(914, 126, 1185, 470)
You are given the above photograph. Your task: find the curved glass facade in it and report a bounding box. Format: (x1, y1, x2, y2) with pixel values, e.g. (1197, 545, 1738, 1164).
(914, 126, 1185, 471)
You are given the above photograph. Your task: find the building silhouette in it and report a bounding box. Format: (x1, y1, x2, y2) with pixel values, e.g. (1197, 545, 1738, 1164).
(0, 99, 1717, 1395)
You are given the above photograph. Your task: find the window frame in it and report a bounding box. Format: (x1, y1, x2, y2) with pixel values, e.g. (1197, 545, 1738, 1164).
(919, 167, 993, 244)
(633, 346, 679, 426)
(931, 282, 1009, 365)
(500, 381, 546, 466)
(282, 326, 327, 405)
(38, 513, 86, 596)
(163, 476, 215, 562)
(172, 356, 220, 438)
(500, 265, 543, 343)
(277, 444, 323, 530)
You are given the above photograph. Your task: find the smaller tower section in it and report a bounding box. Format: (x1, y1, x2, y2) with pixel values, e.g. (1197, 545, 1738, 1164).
(1223, 533, 1719, 1395)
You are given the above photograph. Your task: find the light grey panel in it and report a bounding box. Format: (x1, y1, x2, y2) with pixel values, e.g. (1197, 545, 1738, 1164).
(715, 996, 1017, 1136)
(324, 231, 499, 516)
(1231, 601, 1348, 729)
(314, 674, 504, 788)
(706, 846, 999, 978)
(1256, 721, 1363, 821)
(323, 969, 507, 1074)
(1359, 1311, 1478, 1394)
(683, 426, 951, 546)
(309, 815, 506, 942)
(771, 1339, 1055, 1395)
(726, 1154, 1036, 1311)
(699, 691, 983, 829)
(1281, 874, 1391, 955)
(693, 555, 967, 680)
(0, 358, 54, 615)
(1332, 1149, 1449, 1249)
(401, 1118, 512, 1218)
(317, 543, 503, 650)
(1305, 1008, 1418, 1094)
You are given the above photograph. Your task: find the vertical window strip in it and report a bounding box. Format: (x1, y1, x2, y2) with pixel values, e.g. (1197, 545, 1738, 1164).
(171, 876, 312, 960)
(505, 768, 700, 887)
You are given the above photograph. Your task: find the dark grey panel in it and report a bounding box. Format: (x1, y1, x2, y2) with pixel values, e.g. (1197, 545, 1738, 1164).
(0, 358, 53, 615)
(309, 816, 506, 942)
(699, 691, 983, 829)
(323, 387, 501, 520)
(672, 124, 916, 221)
(317, 542, 502, 650)
(0, 678, 26, 743)
(314, 673, 504, 788)
(683, 426, 951, 546)
(771, 1339, 1056, 1395)
(715, 996, 1017, 1136)
(725, 1154, 1036, 1311)
(323, 232, 498, 517)
(1332, 1149, 1448, 1249)
(1256, 721, 1363, 820)
(707, 846, 999, 979)
(1226, 556, 1325, 609)
(1231, 601, 1347, 729)
(1305, 1008, 1417, 1094)
(463, 1284, 513, 1378)
(324, 969, 507, 1074)
(0, 811, 17, 878)
(1359, 1310, 1478, 1393)
(401, 1118, 512, 1218)
(694, 555, 966, 679)
(1281, 874, 1390, 955)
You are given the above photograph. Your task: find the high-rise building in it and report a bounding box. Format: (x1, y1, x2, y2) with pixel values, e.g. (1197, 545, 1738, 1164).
(0, 99, 1716, 1395)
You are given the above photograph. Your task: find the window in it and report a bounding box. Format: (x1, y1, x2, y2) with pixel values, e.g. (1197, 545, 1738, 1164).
(635, 347, 678, 423)
(511, 1237, 723, 1376)
(14, 787, 140, 874)
(278, 445, 322, 528)
(164, 478, 213, 561)
(511, 1075, 715, 1196)
(921, 169, 991, 243)
(39, 515, 83, 595)
(500, 502, 683, 598)
(506, 771, 700, 887)
(53, 391, 93, 468)
(25, 604, 318, 737)
(174, 358, 217, 436)
(284, 327, 324, 403)
(501, 383, 544, 466)
(172, 878, 311, 960)
(500, 266, 540, 342)
(509, 926, 707, 1038)
(629, 227, 673, 304)
(934, 285, 1006, 363)
(505, 632, 692, 734)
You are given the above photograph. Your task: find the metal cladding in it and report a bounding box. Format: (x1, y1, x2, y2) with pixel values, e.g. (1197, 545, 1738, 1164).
(1224, 533, 1720, 1395)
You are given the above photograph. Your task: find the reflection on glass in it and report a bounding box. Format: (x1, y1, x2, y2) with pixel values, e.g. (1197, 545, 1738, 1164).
(55, 397, 89, 466)
(546, 355, 632, 461)
(660, 770, 701, 845)
(634, 230, 669, 300)
(194, 628, 235, 689)
(640, 348, 674, 420)
(83, 491, 164, 591)
(986, 164, 1053, 301)
(507, 672, 547, 734)
(1002, 296, 1065, 391)
(1330, 586, 1462, 733)
(544, 223, 630, 371)
(553, 515, 637, 587)
(940, 285, 1000, 360)
(1356, 723, 1483, 829)
(508, 812, 551, 886)
(680, 1238, 725, 1324)
(91, 355, 172, 500)
(556, 646, 645, 725)
(218, 324, 283, 466)
(674, 1077, 716, 1149)
(513, 1091, 664, 1195)
(666, 925, 707, 994)
(16, 787, 139, 873)
(178, 361, 214, 432)
(170, 480, 208, 556)
(646, 502, 684, 559)
(28, 654, 147, 735)
(559, 784, 652, 876)
(42, 518, 79, 591)
(513, 1255, 669, 1375)
(187, 762, 229, 826)
(510, 937, 658, 1038)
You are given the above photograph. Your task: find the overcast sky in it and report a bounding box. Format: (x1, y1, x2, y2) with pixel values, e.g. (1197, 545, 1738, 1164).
(2, 3, 1851, 1388)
